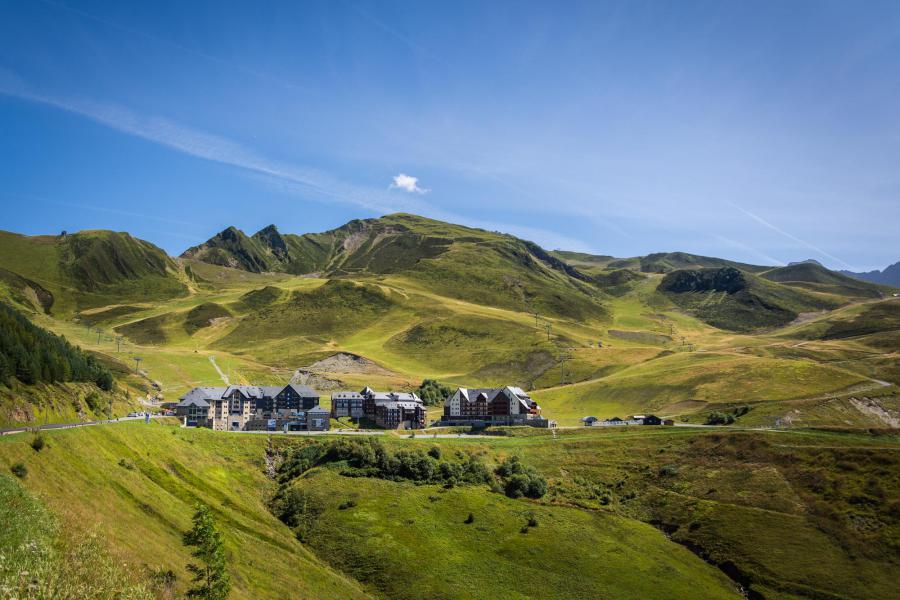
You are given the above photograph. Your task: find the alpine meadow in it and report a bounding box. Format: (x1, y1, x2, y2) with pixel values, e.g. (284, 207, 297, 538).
(1, 1, 899, 599)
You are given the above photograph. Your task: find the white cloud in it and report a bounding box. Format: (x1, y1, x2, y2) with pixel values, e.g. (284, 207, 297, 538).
(391, 173, 429, 194)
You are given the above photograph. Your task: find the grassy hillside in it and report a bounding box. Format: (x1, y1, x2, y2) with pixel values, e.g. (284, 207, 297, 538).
(551, 250, 770, 275)
(281, 469, 737, 600)
(659, 267, 837, 332)
(532, 351, 869, 425)
(0, 230, 188, 314)
(1, 423, 896, 599)
(184, 214, 607, 322)
(761, 262, 889, 300)
(0, 422, 369, 599)
(1, 215, 896, 430)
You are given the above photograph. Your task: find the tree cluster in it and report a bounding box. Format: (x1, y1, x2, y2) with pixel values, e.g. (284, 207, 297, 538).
(417, 378, 452, 406)
(276, 437, 493, 488)
(0, 303, 114, 390)
(706, 405, 751, 425)
(495, 456, 548, 499)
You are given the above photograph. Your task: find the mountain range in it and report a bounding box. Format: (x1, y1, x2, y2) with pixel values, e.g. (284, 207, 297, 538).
(0, 212, 896, 430)
(841, 262, 900, 286)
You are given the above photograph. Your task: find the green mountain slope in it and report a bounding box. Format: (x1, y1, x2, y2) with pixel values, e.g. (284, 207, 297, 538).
(639, 252, 770, 274)
(183, 214, 606, 321)
(760, 262, 888, 300)
(0, 230, 188, 314)
(552, 250, 770, 274)
(658, 267, 837, 331)
(2, 423, 897, 599)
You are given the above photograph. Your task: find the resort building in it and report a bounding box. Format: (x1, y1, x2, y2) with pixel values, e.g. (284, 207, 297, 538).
(176, 383, 329, 432)
(439, 386, 551, 427)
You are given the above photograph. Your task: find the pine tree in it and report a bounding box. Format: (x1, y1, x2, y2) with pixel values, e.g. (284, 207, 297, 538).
(182, 504, 231, 599)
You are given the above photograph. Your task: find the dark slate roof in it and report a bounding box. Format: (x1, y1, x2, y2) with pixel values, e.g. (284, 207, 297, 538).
(283, 383, 318, 397)
(332, 391, 364, 399)
(261, 386, 283, 398)
(306, 405, 330, 414)
(177, 397, 211, 408)
(179, 387, 227, 403)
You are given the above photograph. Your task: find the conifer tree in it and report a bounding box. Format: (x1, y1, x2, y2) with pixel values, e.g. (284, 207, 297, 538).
(182, 504, 230, 599)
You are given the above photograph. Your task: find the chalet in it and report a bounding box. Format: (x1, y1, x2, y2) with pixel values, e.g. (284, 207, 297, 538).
(582, 416, 599, 426)
(176, 383, 328, 432)
(440, 386, 550, 427)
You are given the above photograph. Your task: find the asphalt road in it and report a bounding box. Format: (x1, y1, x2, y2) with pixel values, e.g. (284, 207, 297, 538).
(0, 415, 160, 436)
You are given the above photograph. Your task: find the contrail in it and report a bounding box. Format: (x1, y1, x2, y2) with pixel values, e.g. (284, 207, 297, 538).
(729, 202, 854, 270)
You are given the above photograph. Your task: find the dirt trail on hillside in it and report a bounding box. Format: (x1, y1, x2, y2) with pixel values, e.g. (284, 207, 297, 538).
(209, 356, 229, 385)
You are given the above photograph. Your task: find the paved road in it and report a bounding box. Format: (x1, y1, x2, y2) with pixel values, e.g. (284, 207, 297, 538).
(0, 415, 161, 436)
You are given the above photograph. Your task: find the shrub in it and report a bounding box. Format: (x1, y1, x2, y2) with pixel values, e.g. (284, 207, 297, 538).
(705, 412, 734, 425)
(118, 458, 135, 470)
(31, 434, 45, 452)
(527, 515, 538, 527)
(85, 391, 105, 413)
(495, 456, 547, 499)
(658, 465, 679, 477)
(428, 446, 442, 460)
(338, 499, 357, 510)
(464, 512, 474, 524)
(11, 462, 27, 478)
(270, 487, 323, 542)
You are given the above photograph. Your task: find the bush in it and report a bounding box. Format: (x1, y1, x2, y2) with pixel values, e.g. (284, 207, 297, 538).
(495, 456, 547, 499)
(658, 465, 679, 477)
(705, 412, 735, 425)
(464, 512, 474, 524)
(85, 391, 105, 413)
(428, 446, 442, 460)
(31, 434, 45, 452)
(11, 462, 27, 478)
(527, 515, 538, 527)
(270, 487, 323, 542)
(338, 499, 357, 510)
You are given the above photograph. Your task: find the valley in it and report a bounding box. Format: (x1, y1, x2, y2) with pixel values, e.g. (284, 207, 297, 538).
(0, 213, 897, 600)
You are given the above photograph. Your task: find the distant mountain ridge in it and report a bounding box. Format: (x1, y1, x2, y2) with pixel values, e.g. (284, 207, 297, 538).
(182, 213, 605, 321)
(841, 262, 900, 287)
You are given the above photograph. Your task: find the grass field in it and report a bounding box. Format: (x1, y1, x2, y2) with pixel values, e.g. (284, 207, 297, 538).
(1, 422, 896, 599)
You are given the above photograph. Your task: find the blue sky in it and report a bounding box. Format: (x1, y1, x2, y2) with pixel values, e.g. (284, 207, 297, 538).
(1, 0, 898, 270)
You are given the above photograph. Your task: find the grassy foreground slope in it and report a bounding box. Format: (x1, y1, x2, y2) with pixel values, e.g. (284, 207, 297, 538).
(286, 469, 738, 600)
(0, 421, 369, 599)
(2, 423, 897, 599)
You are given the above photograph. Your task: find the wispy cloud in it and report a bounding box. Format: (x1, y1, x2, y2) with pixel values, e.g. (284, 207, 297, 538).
(0, 74, 431, 217)
(390, 173, 429, 194)
(729, 202, 855, 270)
(712, 234, 784, 267)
